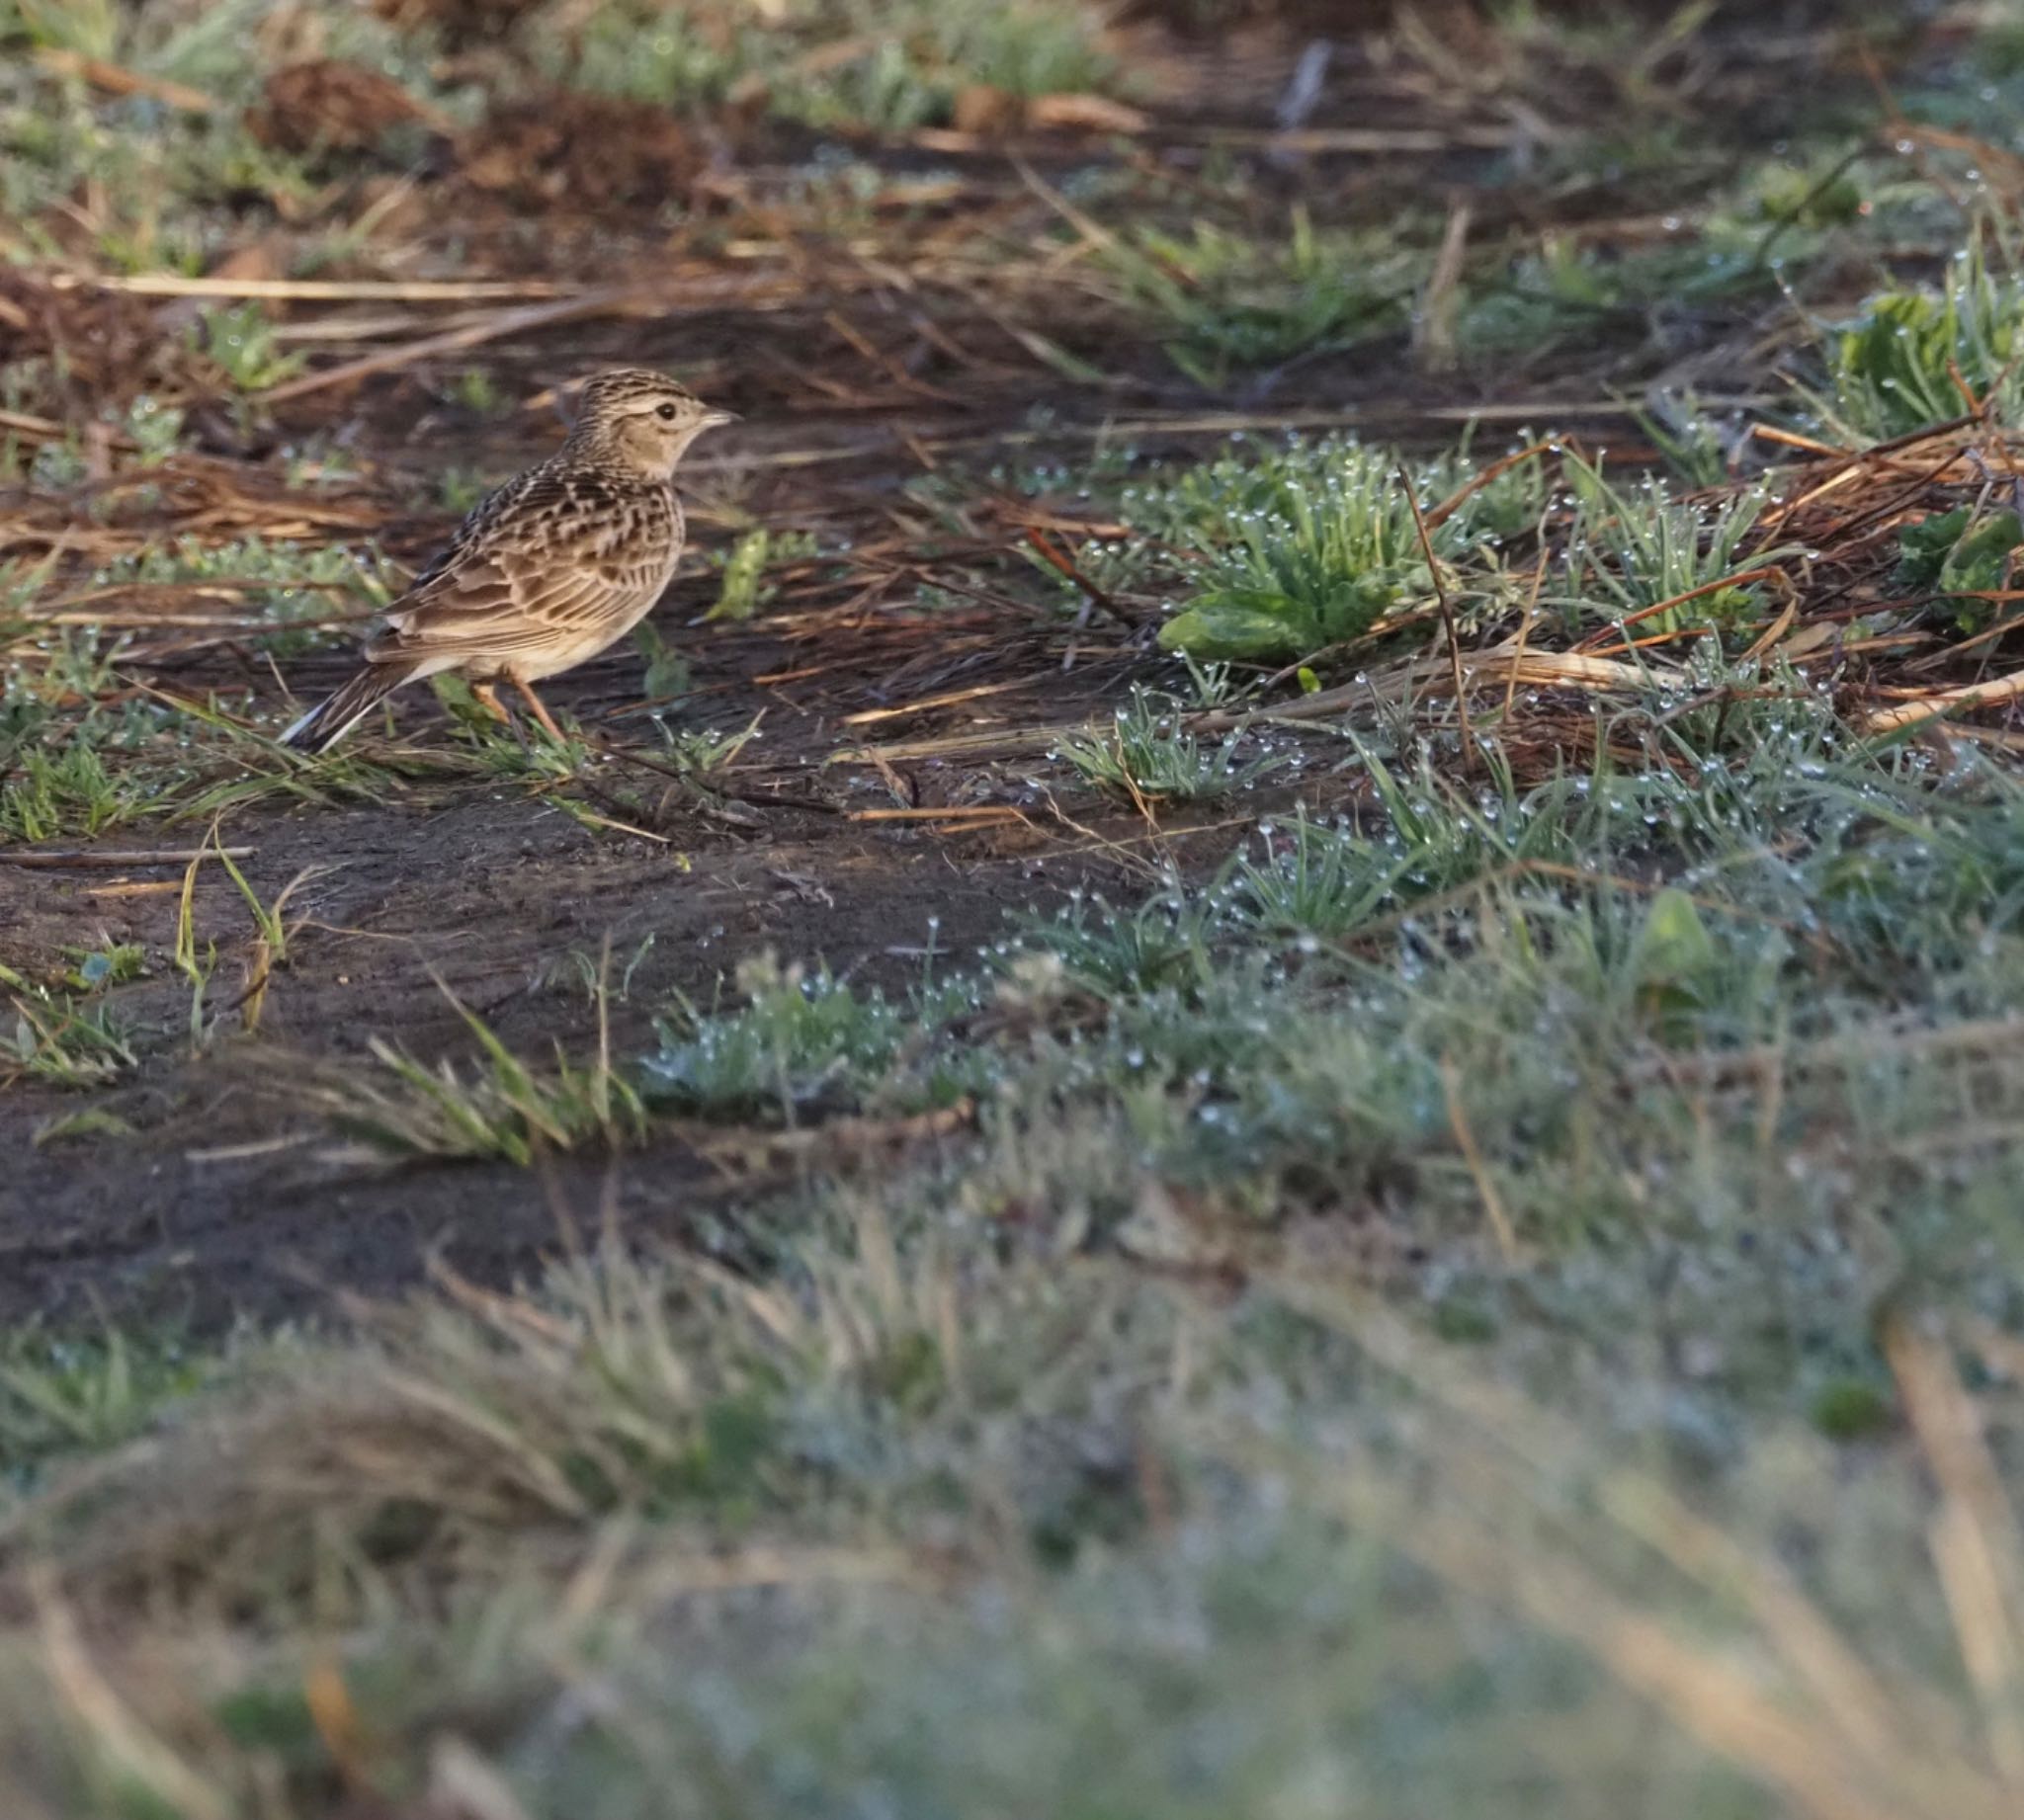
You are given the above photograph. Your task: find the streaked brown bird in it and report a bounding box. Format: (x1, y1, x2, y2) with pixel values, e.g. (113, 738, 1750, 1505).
(282, 368, 734, 752)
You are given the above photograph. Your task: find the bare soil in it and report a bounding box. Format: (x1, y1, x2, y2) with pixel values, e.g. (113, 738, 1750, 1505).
(0, 7, 1942, 1330)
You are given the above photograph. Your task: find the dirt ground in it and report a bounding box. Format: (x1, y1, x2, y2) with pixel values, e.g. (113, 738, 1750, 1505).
(0, 1, 1963, 1329)
(0, 297, 1305, 1325)
(0, 515, 1203, 1323)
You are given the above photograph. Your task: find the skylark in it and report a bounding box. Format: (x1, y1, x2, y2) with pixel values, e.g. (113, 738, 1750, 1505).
(283, 367, 734, 752)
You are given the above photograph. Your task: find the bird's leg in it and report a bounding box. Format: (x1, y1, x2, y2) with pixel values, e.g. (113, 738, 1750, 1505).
(511, 674, 569, 744)
(468, 681, 511, 724)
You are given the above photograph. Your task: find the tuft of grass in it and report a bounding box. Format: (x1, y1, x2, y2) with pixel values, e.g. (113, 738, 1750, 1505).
(1058, 689, 1281, 800)
(658, 711, 763, 777)
(1104, 211, 1422, 386)
(0, 740, 152, 842)
(643, 951, 967, 1119)
(307, 985, 647, 1164)
(0, 974, 136, 1088)
(189, 300, 303, 394)
(1559, 452, 1787, 631)
(532, 0, 1116, 131)
(1146, 441, 1442, 660)
(1456, 228, 1769, 361)
(0, 1323, 226, 1487)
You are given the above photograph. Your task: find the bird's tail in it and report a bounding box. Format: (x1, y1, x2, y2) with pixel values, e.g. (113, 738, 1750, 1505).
(280, 662, 415, 754)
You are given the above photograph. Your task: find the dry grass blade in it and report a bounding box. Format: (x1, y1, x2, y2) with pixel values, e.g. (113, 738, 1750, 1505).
(1217, 1274, 2021, 1820)
(1883, 1311, 2024, 1791)
(1864, 673, 2024, 734)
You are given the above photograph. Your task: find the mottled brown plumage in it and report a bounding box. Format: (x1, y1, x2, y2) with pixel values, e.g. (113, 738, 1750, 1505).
(283, 368, 733, 752)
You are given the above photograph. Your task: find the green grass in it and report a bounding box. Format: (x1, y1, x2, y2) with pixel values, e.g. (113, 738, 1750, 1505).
(527, 0, 1116, 130)
(1103, 211, 1424, 387)
(13, 717, 2024, 1812)
(7, 14, 2024, 1819)
(1090, 434, 1542, 662)
(15, 564, 2024, 1818)
(1558, 452, 1787, 631)
(0, 972, 135, 1088)
(0, 739, 153, 842)
(0, 1322, 229, 1488)
(303, 985, 647, 1164)
(1058, 688, 1283, 799)
(644, 951, 975, 1118)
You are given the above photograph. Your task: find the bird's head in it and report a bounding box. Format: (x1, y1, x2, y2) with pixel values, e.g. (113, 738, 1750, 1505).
(566, 368, 736, 477)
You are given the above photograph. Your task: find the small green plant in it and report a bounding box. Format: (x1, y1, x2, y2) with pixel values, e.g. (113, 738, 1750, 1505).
(660, 712, 763, 776)
(1458, 230, 1766, 360)
(438, 466, 490, 515)
(534, 0, 1114, 131)
(448, 367, 505, 416)
(635, 621, 693, 702)
(1234, 810, 1411, 940)
(1634, 392, 1734, 488)
(1106, 212, 1420, 387)
(191, 301, 303, 393)
(642, 951, 928, 1119)
(60, 943, 145, 992)
(1058, 690, 1280, 800)
(1014, 886, 1220, 996)
(0, 741, 150, 842)
(1809, 235, 2024, 440)
(1897, 502, 2024, 629)
(204, 837, 314, 1034)
(0, 979, 135, 1087)
(706, 529, 816, 622)
(172, 847, 217, 1052)
(1152, 441, 1457, 660)
(1561, 453, 1782, 630)
(85, 533, 397, 656)
(0, 1323, 222, 1483)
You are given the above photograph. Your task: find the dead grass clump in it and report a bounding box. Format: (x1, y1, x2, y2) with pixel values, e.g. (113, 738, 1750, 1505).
(459, 91, 704, 210)
(0, 1256, 742, 1609)
(244, 58, 439, 161)
(0, 273, 197, 420)
(369, 0, 543, 46)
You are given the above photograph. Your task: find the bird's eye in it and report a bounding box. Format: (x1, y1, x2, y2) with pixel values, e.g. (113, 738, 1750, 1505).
(655, 402, 678, 422)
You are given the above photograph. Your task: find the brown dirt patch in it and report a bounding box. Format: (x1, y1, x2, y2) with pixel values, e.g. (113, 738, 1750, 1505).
(246, 58, 441, 160)
(460, 92, 706, 211)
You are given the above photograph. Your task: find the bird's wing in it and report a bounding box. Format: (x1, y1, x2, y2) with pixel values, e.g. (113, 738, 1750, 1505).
(367, 474, 672, 664)
(401, 463, 544, 594)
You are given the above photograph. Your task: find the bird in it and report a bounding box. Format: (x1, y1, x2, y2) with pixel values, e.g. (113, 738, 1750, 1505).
(281, 367, 735, 753)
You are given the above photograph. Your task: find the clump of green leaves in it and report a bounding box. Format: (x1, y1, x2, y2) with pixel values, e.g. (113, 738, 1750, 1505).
(707, 529, 817, 622)
(310, 992, 646, 1164)
(0, 1322, 228, 1484)
(531, 0, 1114, 131)
(1811, 236, 2024, 440)
(1143, 438, 1526, 661)
(0, 741, 151, 842)
(1458, 228, 1768, 361)
(191, 300, 302, 393)
(0, 962, 136, 1088)
(1898, 503, 2024, 630)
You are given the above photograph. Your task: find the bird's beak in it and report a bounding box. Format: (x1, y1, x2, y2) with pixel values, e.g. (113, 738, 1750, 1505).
(703, 408, 739, 429)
